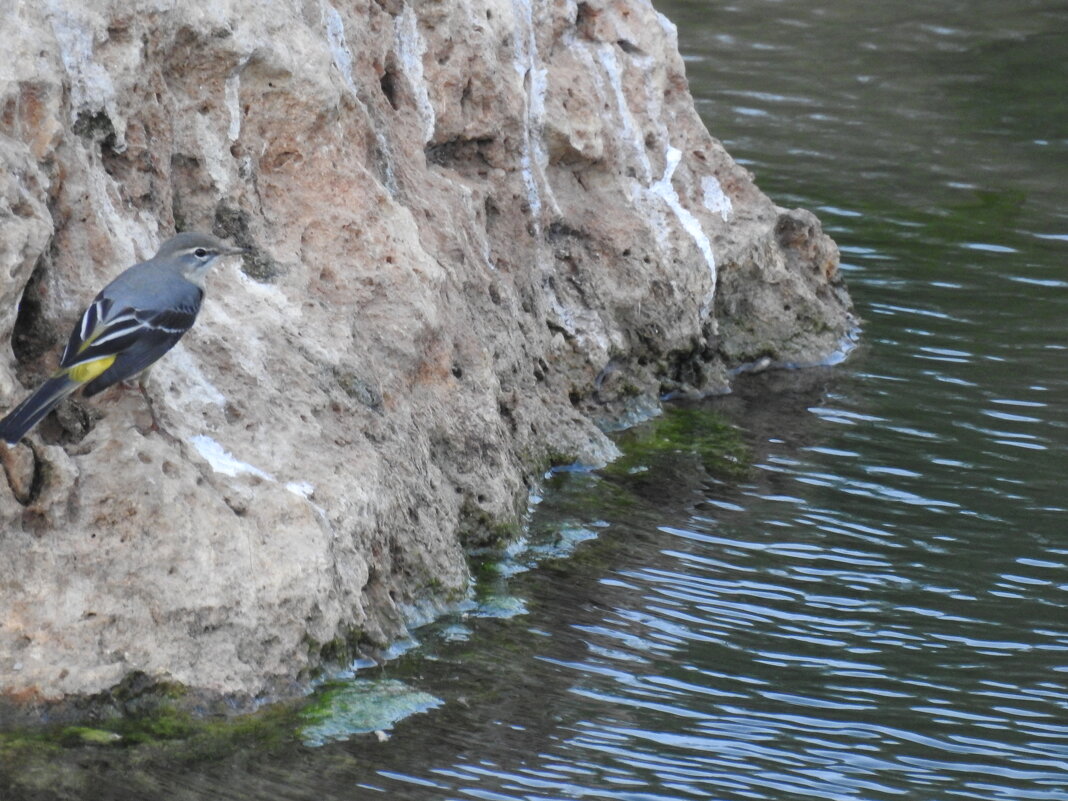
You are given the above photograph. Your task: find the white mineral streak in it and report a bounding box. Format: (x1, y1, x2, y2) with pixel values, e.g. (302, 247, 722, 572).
(191, 434, 275, 481)
(655, 10, 678, 41)
(190, 437, 326, 521)
(195, 113, 233, 192)
(85, 161, 157, 265)
(374, 129, 400, 196)
(651, 146, 717, 304)
(511, 0, 557, 224)
(45, 0, 125, 150)
(322, 2, 398, 194)
(594, 44, 652, 184)
(395, 4, 436, 144)
(285, 480, 316, 499)
(702, 175, 733, 221)
(589, 39, 717, 309)
(225, 67, 244, 142)
(166, 346, 228, 409)
(322, 1, 358, 96)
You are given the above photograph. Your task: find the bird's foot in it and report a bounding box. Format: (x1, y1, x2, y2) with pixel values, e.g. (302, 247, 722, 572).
(136, 384, 179, 446)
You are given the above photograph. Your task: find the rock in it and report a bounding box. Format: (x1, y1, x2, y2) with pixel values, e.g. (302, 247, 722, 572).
(0, 0, 853, 710)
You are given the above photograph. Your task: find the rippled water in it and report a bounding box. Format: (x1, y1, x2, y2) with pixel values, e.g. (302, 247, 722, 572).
(7, 1, 1068, 799)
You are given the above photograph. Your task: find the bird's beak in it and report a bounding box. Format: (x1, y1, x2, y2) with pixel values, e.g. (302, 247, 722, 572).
(226, 245, 251, 256)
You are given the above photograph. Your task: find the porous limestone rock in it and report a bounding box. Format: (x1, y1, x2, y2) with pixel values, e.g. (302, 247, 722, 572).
(0, 0, 853, 712)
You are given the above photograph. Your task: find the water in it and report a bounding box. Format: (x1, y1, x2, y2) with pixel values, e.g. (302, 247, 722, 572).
(6, 1, 1068, 798)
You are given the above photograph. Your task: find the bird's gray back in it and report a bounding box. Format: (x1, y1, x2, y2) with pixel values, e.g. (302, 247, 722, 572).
(100, 261, 202, 315)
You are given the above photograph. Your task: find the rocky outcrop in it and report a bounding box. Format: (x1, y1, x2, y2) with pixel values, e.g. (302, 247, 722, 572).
(0, 0, 853, 709)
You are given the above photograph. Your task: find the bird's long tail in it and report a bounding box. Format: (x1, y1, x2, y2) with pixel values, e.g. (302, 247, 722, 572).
(0, 373, 81, 445)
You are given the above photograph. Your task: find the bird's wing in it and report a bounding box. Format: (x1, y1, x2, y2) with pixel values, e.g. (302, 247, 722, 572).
(61, 296, 200, 370)
(79, 301, 202, 397)
(60, 295, 114, 367)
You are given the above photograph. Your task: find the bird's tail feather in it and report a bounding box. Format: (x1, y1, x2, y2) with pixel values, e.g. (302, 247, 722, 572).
(0, 373, 80, 445)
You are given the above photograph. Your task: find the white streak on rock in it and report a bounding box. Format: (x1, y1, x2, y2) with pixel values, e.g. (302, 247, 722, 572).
(166, 346, 227, 409)
(395, 5, 436, 144)
(287, 480, 329, 519)
(321, 1, 358, 96)
(191, 435, 276, 481)
(285, 481, 315, 499)
(191, 435, 329, 519)
(701, 174, 733, 221)
(511, 0, 556, 225)
(195, 113, 232, 193)
(587, 43, 669, 252)
(656, 11, 678, 40)
(45, 0, 125, 151)
(85, 161, 156, 263)
(322, 3, 398, 194)
(585, 40, 718, 312)
(373, 129, 399, 197)
(236, 269, 292, 307)
(650, 146, 717, 304)
(595, 44, 652, 184)
(225, 68, 244, 142)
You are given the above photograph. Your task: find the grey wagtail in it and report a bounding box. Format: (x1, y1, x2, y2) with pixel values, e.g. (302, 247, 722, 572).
(0, 232, 246, 444)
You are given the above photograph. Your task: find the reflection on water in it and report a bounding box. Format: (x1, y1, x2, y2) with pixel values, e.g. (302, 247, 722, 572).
(6, 0, 1068, 799)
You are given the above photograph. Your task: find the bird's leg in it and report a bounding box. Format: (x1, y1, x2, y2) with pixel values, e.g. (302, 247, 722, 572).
(113, 372, 146, 395)
(133, 372, 181, 445)
(134, 367, 172, 440)
(136, 369, 159, 433)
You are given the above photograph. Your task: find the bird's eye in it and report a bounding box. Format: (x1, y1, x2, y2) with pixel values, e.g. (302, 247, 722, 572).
(194, 248, 209, 258)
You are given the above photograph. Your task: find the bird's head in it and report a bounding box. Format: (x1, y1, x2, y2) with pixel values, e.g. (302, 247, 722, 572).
(154, 232, 249, 286)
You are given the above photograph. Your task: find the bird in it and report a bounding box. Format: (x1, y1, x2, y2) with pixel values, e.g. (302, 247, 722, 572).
(0, 232, 246, 445)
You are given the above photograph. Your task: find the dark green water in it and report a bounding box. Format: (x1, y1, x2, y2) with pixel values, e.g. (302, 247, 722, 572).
(6, 1, 1068, 798)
